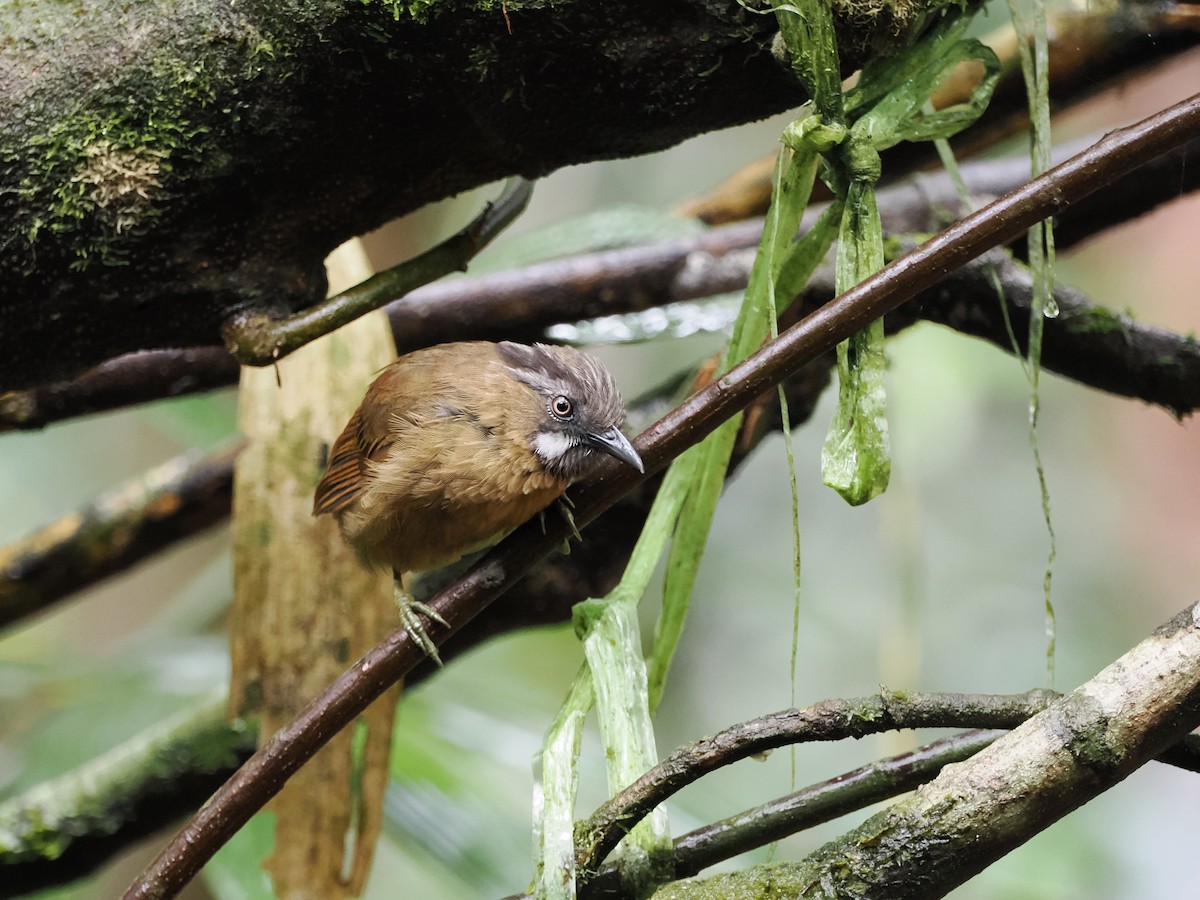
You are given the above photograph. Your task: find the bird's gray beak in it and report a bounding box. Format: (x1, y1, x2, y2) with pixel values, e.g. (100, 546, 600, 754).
(586, 426, 644, 473)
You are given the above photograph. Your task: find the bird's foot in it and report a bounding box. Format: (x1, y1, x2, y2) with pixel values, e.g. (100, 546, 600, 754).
(395, 585, 448, 666)
(556, 494, 582, 553)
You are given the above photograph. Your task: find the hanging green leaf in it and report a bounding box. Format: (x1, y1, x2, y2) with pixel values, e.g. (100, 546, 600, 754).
(823, 138, 891, 505)
(774, 3, 1002, 505)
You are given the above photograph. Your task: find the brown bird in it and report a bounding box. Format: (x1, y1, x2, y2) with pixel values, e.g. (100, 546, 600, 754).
(313, 340, 644, 662)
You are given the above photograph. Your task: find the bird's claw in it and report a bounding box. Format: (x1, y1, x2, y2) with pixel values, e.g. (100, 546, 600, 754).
(395, 586, 447, 666)
(557, 495, 582, 547)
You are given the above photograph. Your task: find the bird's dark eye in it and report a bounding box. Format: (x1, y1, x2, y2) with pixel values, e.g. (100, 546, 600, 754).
(550, 395, 574, 419)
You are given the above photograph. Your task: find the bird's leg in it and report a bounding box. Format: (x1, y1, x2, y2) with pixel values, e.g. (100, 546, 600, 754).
(394, 573, 448, 666)
(556, 492, 582, 553)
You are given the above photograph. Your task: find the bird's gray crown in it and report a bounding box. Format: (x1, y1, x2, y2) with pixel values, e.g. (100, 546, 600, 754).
(497, 341, 630, 480)
(497, 341, 625, 431)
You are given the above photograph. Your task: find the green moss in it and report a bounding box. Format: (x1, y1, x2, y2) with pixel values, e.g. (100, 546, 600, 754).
(1064, 306, 1131, 336)
(0, 692, 254, 864)
(255, 521, 273, 547)
(14, 52, 220, 270)
(368, 0, 562, 25)
(833, 0, 942, 31)
(22, 121, 175, 264)
(6, 2, 297, 274)
(380, 0, 441, 20)
(846, 697, 885, 722)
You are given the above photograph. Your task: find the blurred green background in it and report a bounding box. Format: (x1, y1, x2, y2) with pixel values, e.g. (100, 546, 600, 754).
(3, 45, 1199, 900)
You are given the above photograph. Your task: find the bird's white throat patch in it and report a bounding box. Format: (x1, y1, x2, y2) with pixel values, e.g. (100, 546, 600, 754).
(533, 429, 577, 463)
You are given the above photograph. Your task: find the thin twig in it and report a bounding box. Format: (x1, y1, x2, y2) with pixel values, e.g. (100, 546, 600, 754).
(655, 730, 1005, 880)
(219, 178, 533, 365)
(663, 730, 999, 882)
(573, 691, 1053, 878)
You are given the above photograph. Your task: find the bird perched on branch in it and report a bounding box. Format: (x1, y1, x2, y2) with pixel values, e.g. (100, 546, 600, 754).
(313, 340, 644, 663)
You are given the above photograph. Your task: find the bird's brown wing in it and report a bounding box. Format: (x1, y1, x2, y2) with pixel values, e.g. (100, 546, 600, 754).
(313, 408, 367, 515)
(312, 344, 496, 516)
(312, 370, 401, 515)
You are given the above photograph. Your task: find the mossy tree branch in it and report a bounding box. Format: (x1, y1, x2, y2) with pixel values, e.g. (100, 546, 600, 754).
(6, 0, 985, 390)
(0, 689, 257, 897)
